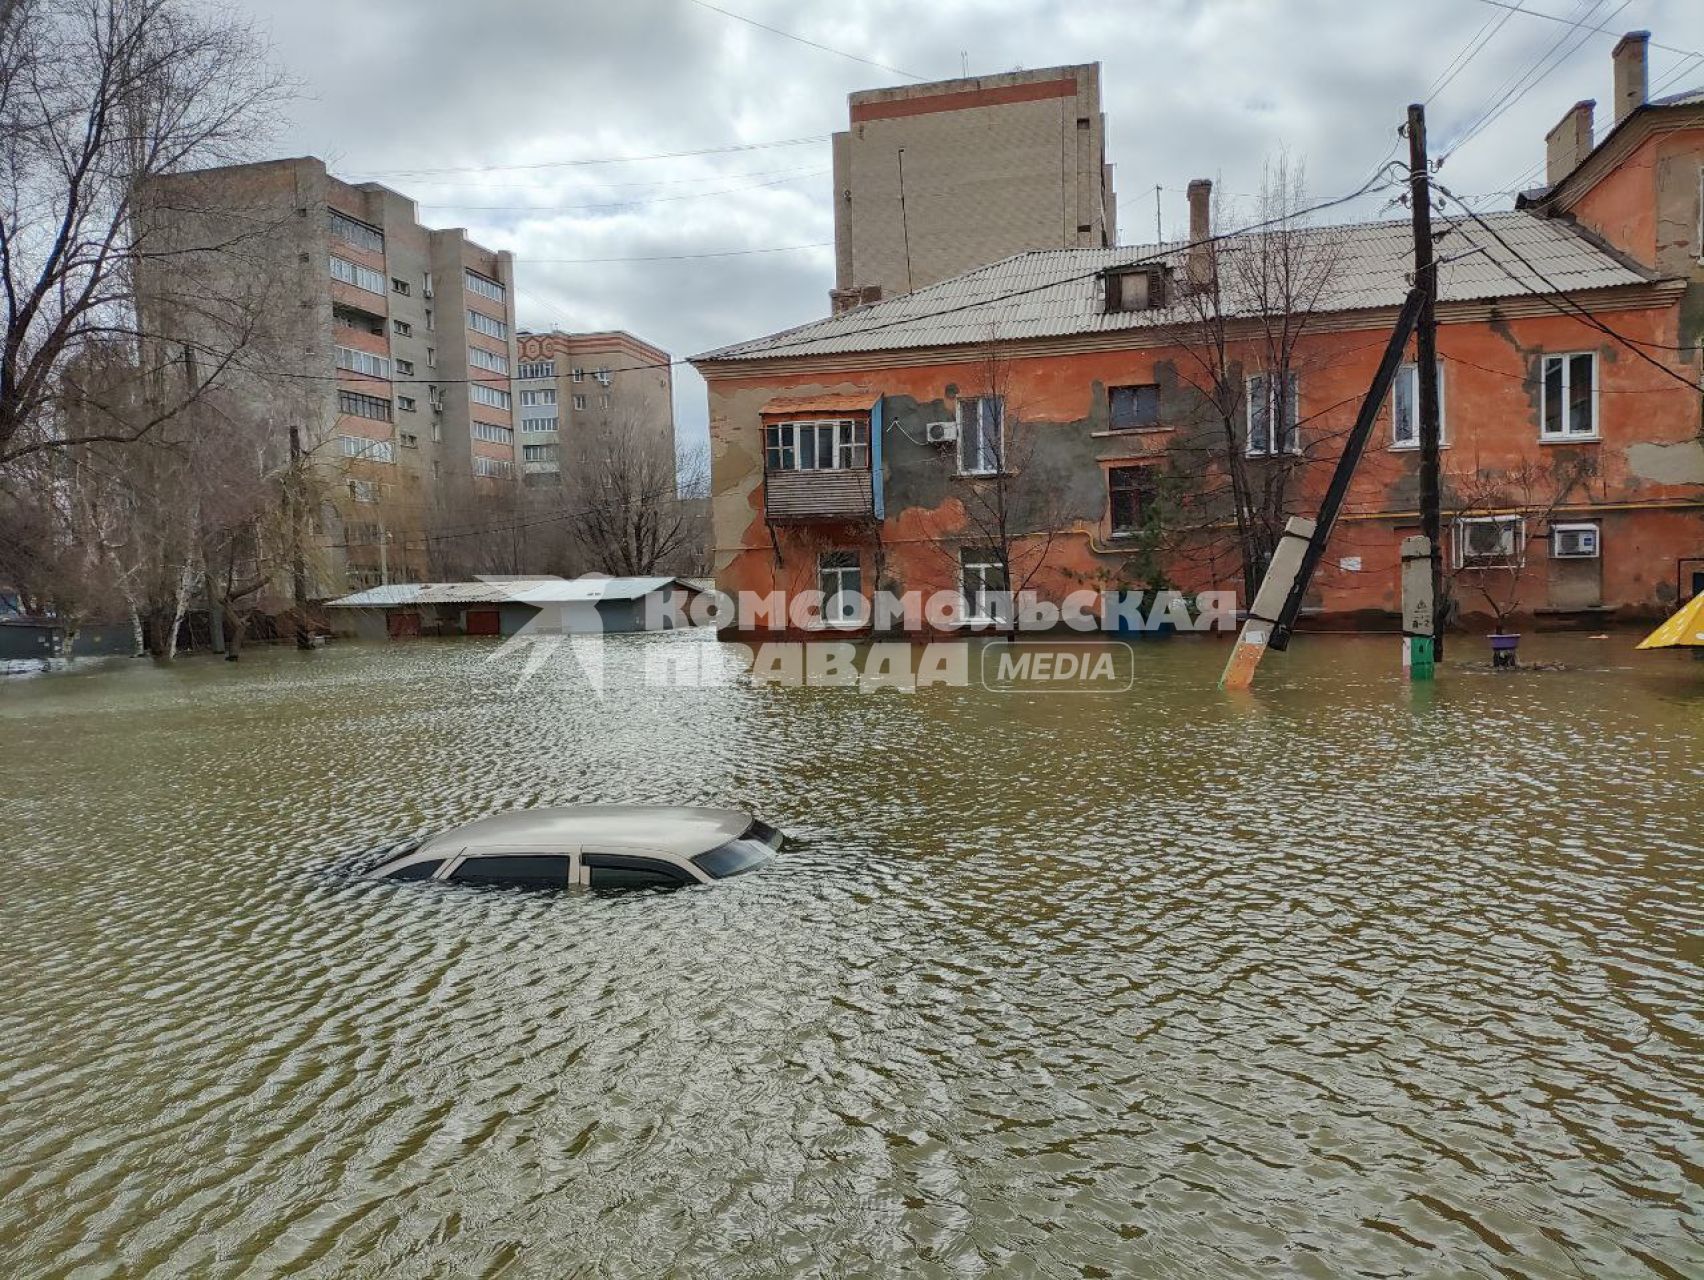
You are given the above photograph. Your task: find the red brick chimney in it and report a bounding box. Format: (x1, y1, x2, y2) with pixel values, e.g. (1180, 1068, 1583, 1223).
(1612, 30, 1650, 124)
(1186, 179, 1212, 286)
(1544, 100, 1594, 184)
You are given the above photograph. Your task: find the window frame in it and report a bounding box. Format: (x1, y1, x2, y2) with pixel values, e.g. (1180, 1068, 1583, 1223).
(956, 396, 1003, 475)
(467, 309, 508, 339)
(521, 415, 559, 433)
(1246, 371, 1300, 457)
(1104, 266, 1166, 313)
(582, 851, 697, 889)
(1108, 383, 1161, 432)
(329, 209, 383, 253)
(470, 382, 511, 410)
(1390, 362, 1447, 449)
(329, 254, 385, 294)
(468, 346, 509, 374)
(763, 419, 869, 472)
(1539, 352, 1599, 441)
(464, 269, 506, 303)
(816, 550, 864, 627)
(571, 393, 587, 411)
(472, 420, 513, 444)
(337, 389, 392, 422)
(959, 546, 1008, 624)
(1106, 464, 1157, 538)
(338, 436, 395, 464)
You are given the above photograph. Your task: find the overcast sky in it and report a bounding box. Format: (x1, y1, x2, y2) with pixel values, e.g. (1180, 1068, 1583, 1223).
(215, 0, 1704, 448)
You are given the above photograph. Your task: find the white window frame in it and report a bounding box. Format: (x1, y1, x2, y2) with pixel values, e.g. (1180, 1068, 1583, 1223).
(522, 443, 558, 463)
(470, 383, 511, 410)
(956, 397, 1003, 475)
(763, 420, 869, 472)
(816, 551, 865, 627)
(472, 420, 513, 444)
(571, 393, 587, 410)
(329, 255, 384, 294)
(329, 210, 383, 253)
(1551, 521, 1601, 559)
(1246, 371, 1300, 457)
(1390, 362, 1447, 449)
(521, 388, 556, 407)
(1452, 514, 1525, 569)
(1539, 353, 1599, 440)
(467, 309, 508, 339)
(959, 548, 1008, 624)
(472, 455, 514, 479)
(521, 415, 559, 433)
(334, 345, 390, 379)
(572, 367, 585, 382)
(518, 360, 556, 380)
(465, 270, 506, 302)
(338, 434, 395, 464)
(468, 346, 509, 374)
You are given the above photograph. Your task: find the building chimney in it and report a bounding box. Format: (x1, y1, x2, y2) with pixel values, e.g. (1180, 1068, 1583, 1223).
(1186, 179, 1212, 287)
(1544, 100, 1594, 184)
(1612, 30, 1649, 123)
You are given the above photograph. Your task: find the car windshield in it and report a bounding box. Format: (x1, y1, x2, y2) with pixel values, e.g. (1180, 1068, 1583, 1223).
(691, 820, 783, 879)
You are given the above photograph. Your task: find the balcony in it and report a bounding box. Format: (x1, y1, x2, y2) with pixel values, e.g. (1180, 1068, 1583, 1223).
(763, 469, 875, 524)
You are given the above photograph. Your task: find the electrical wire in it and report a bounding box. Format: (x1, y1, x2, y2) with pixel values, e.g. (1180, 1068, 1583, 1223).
(1425, 0, 1525, 105)
(683, 0, 926, 81)
(417, 169, 827, 214)
(1470, 0, 1704, 61)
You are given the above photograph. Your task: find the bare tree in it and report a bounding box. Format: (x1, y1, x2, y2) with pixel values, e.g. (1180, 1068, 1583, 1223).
(0, 0, 286, 467)
(562, 417, 703, 576)
(1171, 156, 1345, 600)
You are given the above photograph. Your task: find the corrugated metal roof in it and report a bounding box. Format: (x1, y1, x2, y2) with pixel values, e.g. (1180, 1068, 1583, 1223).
(325, 577, 698, 608)
(763, 471, 875, 522)
(1650, 86, 1704, 108)
(695, 211, 1651, 363)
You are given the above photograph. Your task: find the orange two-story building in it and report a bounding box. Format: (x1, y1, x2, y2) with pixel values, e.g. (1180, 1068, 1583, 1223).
(694, 43, 1704, 636)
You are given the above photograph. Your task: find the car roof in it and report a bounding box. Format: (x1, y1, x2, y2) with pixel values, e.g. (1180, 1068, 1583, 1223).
(416, 805, 752, 858)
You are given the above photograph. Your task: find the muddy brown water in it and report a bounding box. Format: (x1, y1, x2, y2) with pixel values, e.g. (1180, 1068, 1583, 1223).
(1, 632, 1699, 1277)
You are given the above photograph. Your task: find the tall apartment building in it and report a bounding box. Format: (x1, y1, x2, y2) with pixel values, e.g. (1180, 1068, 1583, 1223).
(513, 330, 676, 485)
(137, 156, 519, 593)
(830, 63, 1117, 312)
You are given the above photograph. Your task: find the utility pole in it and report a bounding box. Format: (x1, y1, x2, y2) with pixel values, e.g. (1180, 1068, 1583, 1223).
(1407, 104, 1445, 662)
(1154, 184, 1162, 243)
(288, 424, 312, 649)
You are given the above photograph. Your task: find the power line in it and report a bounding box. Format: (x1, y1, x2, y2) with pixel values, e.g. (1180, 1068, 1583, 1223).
(348, 135, 830, 178)
(417, 169, 827, 214)
(684, 0, 927, 81)
(1425, 0, 1525, 105)
(1470, 0, 1704, 60)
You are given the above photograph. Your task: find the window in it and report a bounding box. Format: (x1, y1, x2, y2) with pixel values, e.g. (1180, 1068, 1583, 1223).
(520, 388, 556, 406)
(425, 308, 434, 332)
(464, 270, 506, 302)
(449, 854, 568, 888)
(467, 309, 508, 339)
(960, 547, 1008, 623)
(583, 852, 693, 889)
(470, 383, 511, 410)
(1247, 371, 1299, 456)
(1391, 363, 1447, 448)
(519, 360, 556, 380)
(426, 347, 436, 368)
(387, 858, 441, 882)
(1105, 267, 1165, 312)
(472, 420, 513, 443)
(523, 443, 558, 462)
(397, 395, 416, 412)
(329, 255, 385, 294)
(392, 318, 412, 337)
(339, 435, 395, 463)
(1453, 515, 1525, 568)
(473, 455, 514, 478)
(1109, 384, 1161, 431)
(332, 304, 383, 336)
(762, 420, 869, 471)
(595, 367, 612, 385)
(599, 394, 612, 409)
(337, 389, 392, 422)
(522, 415, 559, 433)
(1540, 353, 1597, 439)
(346, 521, 384, 545)
(1552, 522, 1600, 559)
(400, 432, 418, 448)
(957, 397, 1002, 474)
(1108, 465, 1157, 536)
(391, 277, 410, 296)
(348, 479, 380, 503)
(468, 346, 509, 374)
(818, 551, 863, 626)
(572, 367, 585, 382)
(329, 209, 383, 253)
(335, 345, 390, 379)
(395, 358, 414, 377)
(571, 394, 587, 410)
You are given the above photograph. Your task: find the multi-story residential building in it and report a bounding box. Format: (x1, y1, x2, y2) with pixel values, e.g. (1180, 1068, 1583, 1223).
(137, 156, 519, 593)
(696, 38, 1704, 635)
(512, 330, 676, 485)
(830, 64, 1117, 312)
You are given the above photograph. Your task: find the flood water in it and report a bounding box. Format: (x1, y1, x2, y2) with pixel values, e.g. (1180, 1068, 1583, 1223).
(1, 632, 1700, 1278)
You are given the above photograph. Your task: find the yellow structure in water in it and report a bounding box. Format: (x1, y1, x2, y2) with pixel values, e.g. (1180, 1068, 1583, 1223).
(1636, 591, 1704, 649)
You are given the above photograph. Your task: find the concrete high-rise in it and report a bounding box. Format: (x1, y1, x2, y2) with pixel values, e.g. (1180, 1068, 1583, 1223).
(830, 63, 1117, 312)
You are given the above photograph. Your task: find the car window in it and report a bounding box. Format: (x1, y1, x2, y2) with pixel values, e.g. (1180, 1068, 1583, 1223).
(583, 853, 693, 890)
(387, 858, 443, 882)
(448, 854, 571, 889)
(691, 839, 774, 879)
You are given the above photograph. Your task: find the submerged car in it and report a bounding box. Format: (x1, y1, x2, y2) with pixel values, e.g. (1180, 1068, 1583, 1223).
(369, 805, 782, 890)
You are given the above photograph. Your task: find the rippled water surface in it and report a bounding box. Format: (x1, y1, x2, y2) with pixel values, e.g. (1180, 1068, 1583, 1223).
(2, 633, 1701, 1278)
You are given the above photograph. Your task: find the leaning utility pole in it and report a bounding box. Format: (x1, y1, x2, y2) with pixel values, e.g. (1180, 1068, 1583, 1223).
(1407, 104, 1444, 662)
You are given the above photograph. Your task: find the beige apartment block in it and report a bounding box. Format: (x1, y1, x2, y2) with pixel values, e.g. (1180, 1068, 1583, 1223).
(137, 156, 519, 593)
(513, 330, 676, 487)
(830, 63, 1117, 311)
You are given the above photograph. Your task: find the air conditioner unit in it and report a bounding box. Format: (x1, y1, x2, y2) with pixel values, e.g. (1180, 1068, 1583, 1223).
(1552, 524, 1599, 559)
(925, 420, 958, 445)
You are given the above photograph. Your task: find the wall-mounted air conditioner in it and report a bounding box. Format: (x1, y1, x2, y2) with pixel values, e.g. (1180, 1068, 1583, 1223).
(925, 420, 958, 445)
(1551, 523, 1600, 559)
